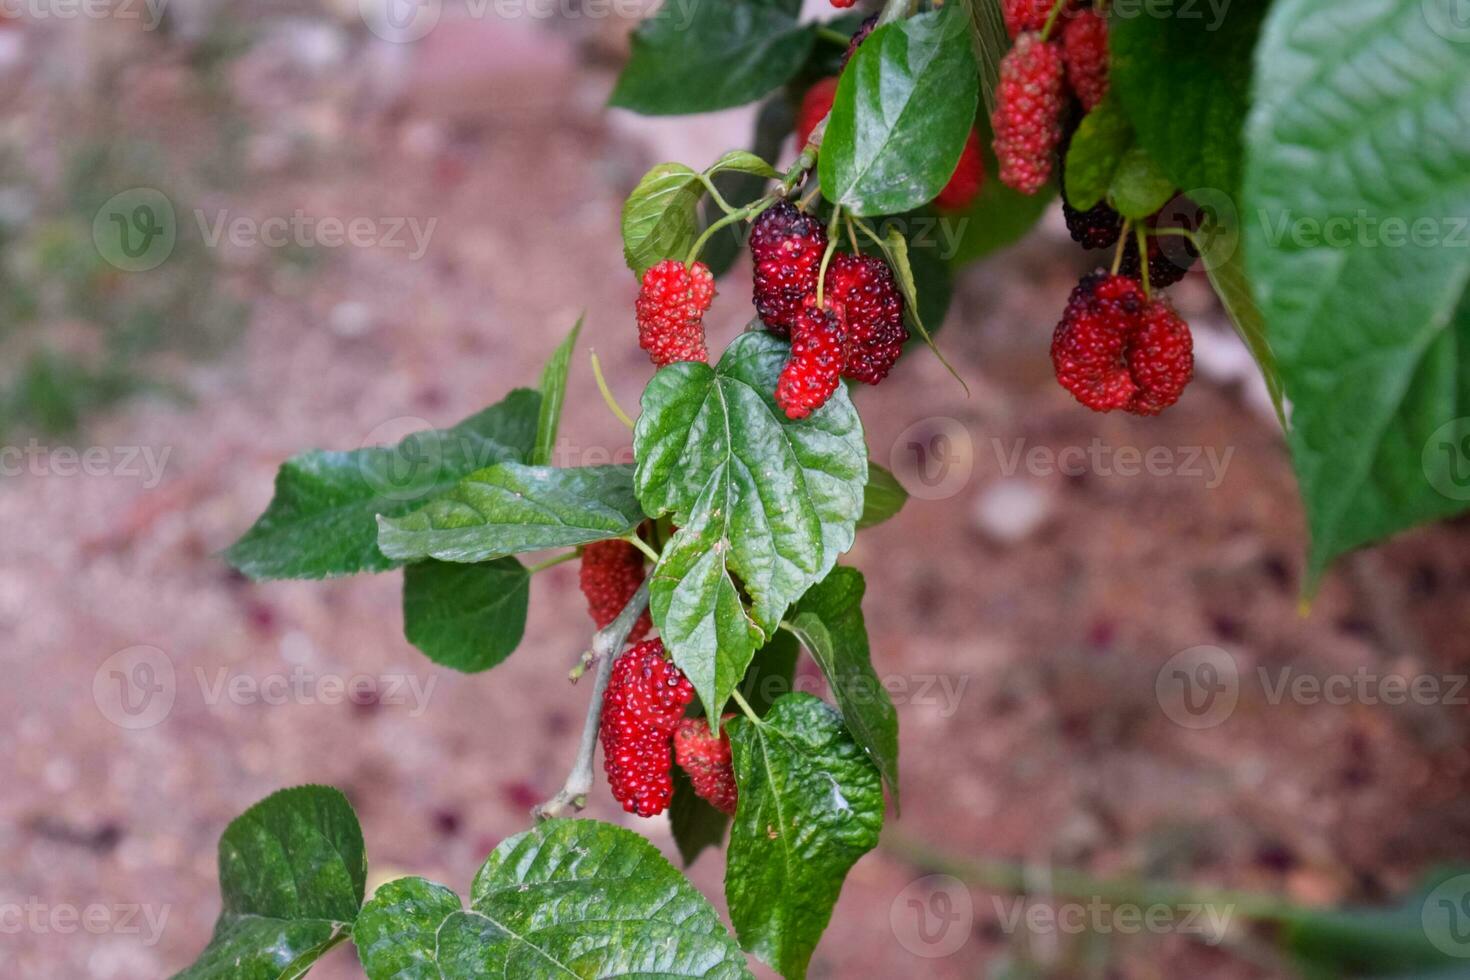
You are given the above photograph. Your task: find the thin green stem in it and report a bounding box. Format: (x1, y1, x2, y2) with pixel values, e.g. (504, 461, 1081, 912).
(1110, 219, 1133, 275)
(817, 205, 843, 306)
(730, 689, 762, 724)
(844, 213, 860, 253)
(686, 200, 770, 267)
(697, 174, 737, 216)
(590, 351, 635, 431)
(1135, 223, 1152, 296)
(527, 551, 578, 574)
(622, 534, 660, 564)
(1040, 0, 1069, 40)
(816, 25, 850, 46)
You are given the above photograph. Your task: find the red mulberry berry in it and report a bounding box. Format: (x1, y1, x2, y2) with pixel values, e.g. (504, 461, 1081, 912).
(993, 32, 1066, 195)
(1062, 9, 1109, 110)
(1125, 296, 1194, 415)
(842, 14, 878, 69)
(635, 260, 713, 367)
(776, 300, 847, 420)
(826, 252, 908, 385)
(933, 129, 986, 212)
(579, 539, 652, 643)
(830, 0, 856, 7)
(1003, 0, 1054, 38)
(600, 639, 694, 818)
(674, 717, 738, 816)
(1050, 272, 1193, 415)
(796, 76, 840, 149)
(750, 200, 828, 337)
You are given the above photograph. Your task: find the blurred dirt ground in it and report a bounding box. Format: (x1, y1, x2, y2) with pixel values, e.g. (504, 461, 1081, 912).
(3, 10, 1470, 979)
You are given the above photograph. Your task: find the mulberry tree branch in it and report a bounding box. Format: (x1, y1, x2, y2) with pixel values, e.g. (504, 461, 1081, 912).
(532, 582, 651, 821)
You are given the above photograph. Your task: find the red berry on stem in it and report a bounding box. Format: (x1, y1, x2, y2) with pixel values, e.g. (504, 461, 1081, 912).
(1050, 272, 1193, 415)
(674, 717, 738, 816)
(579, 539, 652, 643)
(750, 200, 829, 337)
(635, 260, 714, 367)
(1126, 295, 1194, 415)
(776, 300, 847, 420)
(600, 639, 695, 818)
(1003, 0, 1055, 39)
(826, 252, 907, 385)
(992, 32, 1066, 195)
(1062, 8, 1109, 111)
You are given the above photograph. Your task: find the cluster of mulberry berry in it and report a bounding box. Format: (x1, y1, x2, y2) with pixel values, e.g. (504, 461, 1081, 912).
(797, 18, 984, 213)
(579, 539, 652, 643)
(674, 717, 738, 816)
(599, 639, 695, 817)
(635, 259, 714, 367)
(1050, 271, 1193, 415)
(993, 1, 1110, 195)
(750, 201, 908, 420)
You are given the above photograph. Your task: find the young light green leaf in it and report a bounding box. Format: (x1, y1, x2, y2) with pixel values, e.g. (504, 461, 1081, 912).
(1063, 94, 1133, 211)
(622, 163, 703, 277)
(880, 226, 967, 392)
(1111, 0, 1269, 198)
(1106, 146, 1175, 220)
(354, 822, 752, 979)
(788, 567, 898, 801)
(401, 559, 530, 673)
(726, 694, 884, 979)
(705, 150, 779, 180)
(534, 316, 582, 466)
(859, 462, 908, 529)
(224, 391, 541, 580)
(609, 0, 814, 116)
(377, 463, 646, 564)
(1243, 0, 1470, 588)
(173, 786, 366, 980)
(820, 6, 979, 216)
(634, 333, 868, 721)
